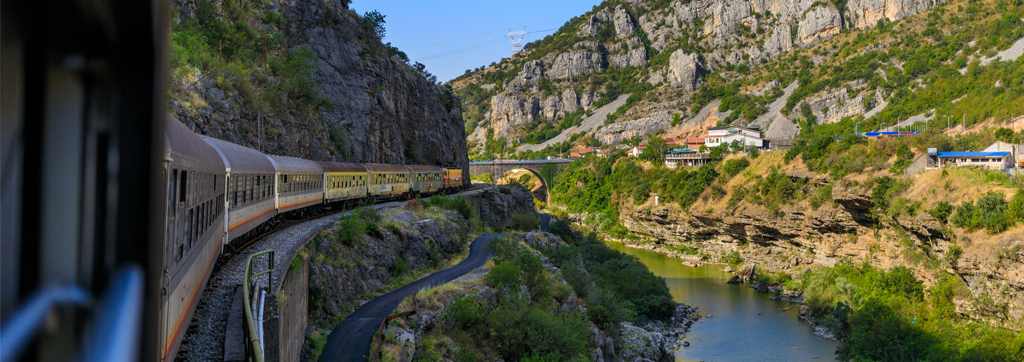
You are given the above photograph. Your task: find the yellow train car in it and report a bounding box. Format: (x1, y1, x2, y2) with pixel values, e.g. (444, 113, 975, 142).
(366, 163, 411, 200)
(408, 165, 443, 196)
(443, 167, 463, 192)
(319, 161, 369, 205)
(267, 155, 324, 215)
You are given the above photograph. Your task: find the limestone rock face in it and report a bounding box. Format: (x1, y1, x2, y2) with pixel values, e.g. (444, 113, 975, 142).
(577, 8, 613, 37)
(543, 96, 562, 121)
(613, 5, 636, 39)
(798, 5, 842, 46)
(595, 112, 672, 144)
(548, 51, 604, 80)
(506, 60, 544, 93)
(490, 95, 540, 139)
(668, 50, 703, 92)
(848, 0, 946, 29)
(174, 0, 468, 181)
(561, 89, 581, 114)
(609, 47, 648, 69)
(763, 24, 794, 57)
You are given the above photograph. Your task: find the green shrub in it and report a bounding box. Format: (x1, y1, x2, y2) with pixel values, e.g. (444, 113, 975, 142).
(721, 158, 751, 181)
(951, 191, 1013, 233)
(422, 195, 473, 220)
(929, 201, 953, 223)
(486, 262, 523, 289)
(509, 213, 541, 231)
(335, 216, 361, 246)
(721, 251, 742, 268)
(391, 259, 408, 277)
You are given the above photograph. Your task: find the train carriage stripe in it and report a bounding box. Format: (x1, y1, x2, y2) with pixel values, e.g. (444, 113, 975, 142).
(227, 207, 275, 232)
(162, 241, 219, 361)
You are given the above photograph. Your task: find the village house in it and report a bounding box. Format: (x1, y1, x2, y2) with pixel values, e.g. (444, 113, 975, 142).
(934, 151, 1014, 170)
(704, 126, 763, 149)
(664, 148, 710, 168)
(628, 145, 647, 157)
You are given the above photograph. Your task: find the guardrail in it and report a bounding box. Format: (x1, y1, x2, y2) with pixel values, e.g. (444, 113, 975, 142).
(243, 250, 275, 362)
(374, 295, 418, 362)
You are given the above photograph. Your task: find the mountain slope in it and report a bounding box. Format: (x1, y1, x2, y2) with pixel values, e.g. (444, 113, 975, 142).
(169, 0, 468, 171)
(451, 0, 1024, 160)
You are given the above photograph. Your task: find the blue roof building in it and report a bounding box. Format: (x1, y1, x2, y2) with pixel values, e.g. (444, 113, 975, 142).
(936, 151, 1013, 170)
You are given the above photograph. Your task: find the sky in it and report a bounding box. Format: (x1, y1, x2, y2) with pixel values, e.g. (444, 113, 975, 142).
(349, 0, 604, 82)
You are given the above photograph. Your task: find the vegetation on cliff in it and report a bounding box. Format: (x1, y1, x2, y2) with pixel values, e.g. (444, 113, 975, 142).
(800, 263, 1024, 361)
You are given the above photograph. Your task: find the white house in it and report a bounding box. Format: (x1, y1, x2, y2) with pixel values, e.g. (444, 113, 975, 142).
(704, 126, 763, 149)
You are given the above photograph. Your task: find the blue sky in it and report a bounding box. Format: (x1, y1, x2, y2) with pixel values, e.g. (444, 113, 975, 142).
(349, 0, 604, 82)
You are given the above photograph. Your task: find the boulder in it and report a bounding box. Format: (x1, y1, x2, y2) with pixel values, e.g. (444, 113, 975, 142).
(489, 95, 540, 139)
(737, 263, 756, 282)
(847, 0, 943, 29)
(668, 50, 703, 92)
(726, 276, 742, 284)
(609, 47, 648, 69)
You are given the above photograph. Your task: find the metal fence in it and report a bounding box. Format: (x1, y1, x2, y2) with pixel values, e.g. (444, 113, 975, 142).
(243, 250, 275, 362)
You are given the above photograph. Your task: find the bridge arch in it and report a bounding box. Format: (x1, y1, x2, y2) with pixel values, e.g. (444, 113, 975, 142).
(467, 160, 573, 202)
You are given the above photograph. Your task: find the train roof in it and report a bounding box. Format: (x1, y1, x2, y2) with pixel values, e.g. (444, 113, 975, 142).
(317, 161, 368, 173)
(266, 155, 324, 174)
(165, 115, 225, 171)
(406, 165, 443, 173)
(363, 163, 410, 173)
(199, 135, 276, 175)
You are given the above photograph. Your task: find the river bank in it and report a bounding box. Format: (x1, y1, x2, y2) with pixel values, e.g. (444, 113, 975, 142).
(603, 240, 839, 362)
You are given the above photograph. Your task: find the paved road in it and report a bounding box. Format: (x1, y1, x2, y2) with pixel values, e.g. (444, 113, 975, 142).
(319, 213, 549, 362)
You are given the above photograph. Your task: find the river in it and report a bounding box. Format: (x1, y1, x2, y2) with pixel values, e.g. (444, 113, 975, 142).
(605, 241, 838, 362)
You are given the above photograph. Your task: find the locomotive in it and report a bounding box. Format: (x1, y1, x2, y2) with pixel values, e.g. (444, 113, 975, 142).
(160, 115, 464, 360)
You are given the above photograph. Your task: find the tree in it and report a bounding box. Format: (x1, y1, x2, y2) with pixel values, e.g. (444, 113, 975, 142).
(362, 10, 386, 39)
(639, 136, 667, 164)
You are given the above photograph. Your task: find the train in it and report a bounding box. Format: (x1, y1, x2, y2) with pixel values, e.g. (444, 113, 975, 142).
(160, 115, 464, 361)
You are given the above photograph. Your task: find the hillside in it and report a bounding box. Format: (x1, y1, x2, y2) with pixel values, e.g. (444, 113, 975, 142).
(543, 126, 1024, 359)
(451, 0, 1024, 160)
(168, 0, 468, 170)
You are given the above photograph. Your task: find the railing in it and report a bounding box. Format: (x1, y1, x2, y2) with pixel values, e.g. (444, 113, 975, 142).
(374, 295, 419, 362)
(0, 266, 142, 362)
(468, 158, 575, 164)
(243, 250, 275, 362)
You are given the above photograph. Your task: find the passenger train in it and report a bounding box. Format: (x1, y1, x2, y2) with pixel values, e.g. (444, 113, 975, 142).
(160, 115, 464, 361)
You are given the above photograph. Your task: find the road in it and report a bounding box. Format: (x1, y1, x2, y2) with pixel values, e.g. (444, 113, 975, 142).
(318, 213, 550, 362)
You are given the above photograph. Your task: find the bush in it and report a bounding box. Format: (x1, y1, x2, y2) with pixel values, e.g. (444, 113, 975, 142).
(486, 262, 523, 289)
(722, 251, 742, 268)
(509, 213, 541, 231)
(392, 259, 408, 277)
(721, 158, 751, 181)
(929, 201, 953, 223)
(422, 195, 473, 220)
(951, 191, 1013, 233)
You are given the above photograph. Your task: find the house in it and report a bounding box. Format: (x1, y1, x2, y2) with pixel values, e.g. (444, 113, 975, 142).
(984, 141, 1024, 167)
(664, 148, 711, 168)
(597, 148, 614, 158)
(629, 145, 648, 157)
(704, 126, 763, 149)
(935, 151, 1014, 170)
(664, 138, 679, 147)
(685, 137, 705, 150)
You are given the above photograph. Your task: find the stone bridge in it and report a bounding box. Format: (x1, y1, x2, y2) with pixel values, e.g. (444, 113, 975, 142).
(468, 159, 575, 201)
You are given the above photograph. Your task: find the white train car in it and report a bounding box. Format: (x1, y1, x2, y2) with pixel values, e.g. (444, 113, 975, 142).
(267, 155, 325, 215)
(201, 136, 277, 245)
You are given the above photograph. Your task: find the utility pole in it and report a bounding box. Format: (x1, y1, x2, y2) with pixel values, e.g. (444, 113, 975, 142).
(258, 109, 262, 152)
(855, 122, 860, 134)
(219, 40, 223, 66)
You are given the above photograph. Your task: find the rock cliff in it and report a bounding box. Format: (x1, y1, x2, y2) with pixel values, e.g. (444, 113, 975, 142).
(170, 0, 468, 176)
(453, 0, 952, 158)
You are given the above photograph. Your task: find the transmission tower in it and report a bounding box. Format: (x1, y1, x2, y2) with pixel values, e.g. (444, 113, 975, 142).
(508, 27, 526, 55)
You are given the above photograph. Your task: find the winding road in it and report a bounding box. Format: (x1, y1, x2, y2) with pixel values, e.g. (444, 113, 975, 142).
(319, 213, 549, 362)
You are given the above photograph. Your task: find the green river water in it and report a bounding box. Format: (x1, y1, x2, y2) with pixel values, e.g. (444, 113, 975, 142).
(605, 241, 838, 362)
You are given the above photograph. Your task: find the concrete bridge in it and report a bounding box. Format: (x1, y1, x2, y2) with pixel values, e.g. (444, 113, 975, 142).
(468, 159, 575, 200)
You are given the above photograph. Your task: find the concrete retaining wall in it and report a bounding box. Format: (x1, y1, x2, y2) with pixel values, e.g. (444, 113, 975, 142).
(265, 242, 313, 362)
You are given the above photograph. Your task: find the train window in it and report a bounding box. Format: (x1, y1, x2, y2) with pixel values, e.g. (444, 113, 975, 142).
(180, 170, 188, 204)
(171, 169, 179, 216)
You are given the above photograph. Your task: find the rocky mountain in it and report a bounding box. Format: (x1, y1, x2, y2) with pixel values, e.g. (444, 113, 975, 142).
(168, 0, 468, 175)
(452, 0, 1024, 159)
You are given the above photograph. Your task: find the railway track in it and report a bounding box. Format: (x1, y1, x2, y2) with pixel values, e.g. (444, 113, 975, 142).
(176, 184, 491, 361)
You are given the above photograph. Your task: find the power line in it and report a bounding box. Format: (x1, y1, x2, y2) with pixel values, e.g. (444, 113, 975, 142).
(415, 27, 561, 62)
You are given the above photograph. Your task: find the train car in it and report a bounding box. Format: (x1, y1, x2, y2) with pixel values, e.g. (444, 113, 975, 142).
(268, 155, 325, 215)
(201, 136, 277, 245)
(161, 116, 228, 361)
(408, 165, 443, 196)
(319, 161, 369, 206)
(443, 167, 464, 192)
(366, 163, 411, 200)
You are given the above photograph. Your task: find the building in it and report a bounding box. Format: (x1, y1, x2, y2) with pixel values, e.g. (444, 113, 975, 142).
(629, 145, 647, 157)
(983, 141, 1024, 168)
(685, 137, 705, 150)
(704, 126, 763, 149)
(935, 151, 1014, 170)
(597, 148, 614, 158)
(664, 149, 711, 168)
